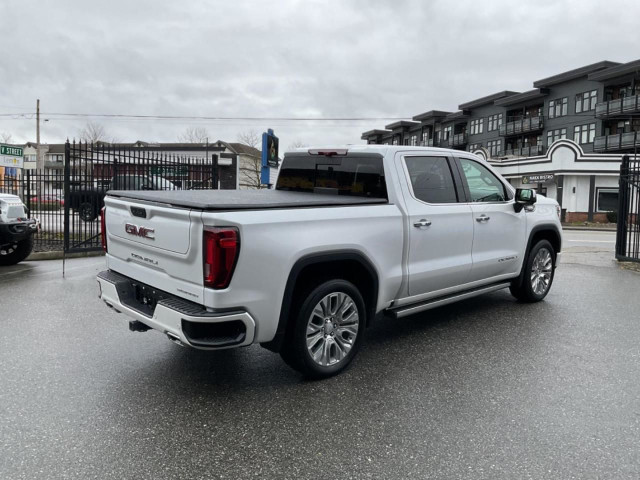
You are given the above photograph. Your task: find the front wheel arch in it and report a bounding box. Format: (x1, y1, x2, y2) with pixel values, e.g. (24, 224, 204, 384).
(514, 225, 561, 289)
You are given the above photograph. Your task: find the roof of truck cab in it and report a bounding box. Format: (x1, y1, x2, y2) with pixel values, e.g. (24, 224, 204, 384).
(286, 145, 484, 158)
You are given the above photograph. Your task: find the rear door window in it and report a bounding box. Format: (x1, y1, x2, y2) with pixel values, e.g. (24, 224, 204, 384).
(276, 155, 387, 198)
(404, 156, 459, 204)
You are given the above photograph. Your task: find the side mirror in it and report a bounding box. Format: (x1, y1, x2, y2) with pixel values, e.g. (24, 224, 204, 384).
(514, 188, 536, 212)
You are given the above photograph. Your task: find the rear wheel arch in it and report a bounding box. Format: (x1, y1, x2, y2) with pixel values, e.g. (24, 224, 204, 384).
(261, 250, 379, 352)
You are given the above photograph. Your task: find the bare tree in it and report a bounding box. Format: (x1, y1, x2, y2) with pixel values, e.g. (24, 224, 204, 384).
(288, 139, 308, 150)
(1, 132, 13, 143)
(238, 153, 264, 189)
(178, 126, 210, 144)
(78, 122, 110, 143)
(237, 129, 260, 148)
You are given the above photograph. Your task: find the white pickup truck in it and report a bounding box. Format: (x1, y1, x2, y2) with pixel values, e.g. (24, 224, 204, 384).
(97, 146, 562, 378)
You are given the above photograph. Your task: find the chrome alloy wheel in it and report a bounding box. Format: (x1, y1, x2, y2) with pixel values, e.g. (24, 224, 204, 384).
(306, 292, 360, 367)
(531, 247, 553, 295)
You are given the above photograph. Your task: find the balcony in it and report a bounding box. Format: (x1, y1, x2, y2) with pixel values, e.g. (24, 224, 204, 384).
(420, 139, 435, 147)
(452, 133, 468, 147)
(595, 95, 640, 118)
(499, 116, 544, 136)
(594, 131, 640, 151)
(503, 145, 546, 157)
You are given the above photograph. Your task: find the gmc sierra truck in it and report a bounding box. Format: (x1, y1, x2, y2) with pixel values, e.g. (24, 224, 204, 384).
(97, 146, 562, 378)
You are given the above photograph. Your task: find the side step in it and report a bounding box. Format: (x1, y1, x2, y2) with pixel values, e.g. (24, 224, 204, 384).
(389, 282, 512, 319)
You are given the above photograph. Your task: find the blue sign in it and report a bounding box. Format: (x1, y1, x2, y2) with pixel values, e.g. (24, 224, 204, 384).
(261, 129, 279, 186)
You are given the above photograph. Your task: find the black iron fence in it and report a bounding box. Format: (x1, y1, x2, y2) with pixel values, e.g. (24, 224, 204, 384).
(63, 141, 219, 253)
(616, 154, 640, 262)
(1, 141, 219, 254)
(1, 170, 65, 252)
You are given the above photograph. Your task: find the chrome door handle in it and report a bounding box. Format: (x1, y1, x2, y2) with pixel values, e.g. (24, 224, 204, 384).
(475, 215, 491, 222)
(414, 219, 432, 228)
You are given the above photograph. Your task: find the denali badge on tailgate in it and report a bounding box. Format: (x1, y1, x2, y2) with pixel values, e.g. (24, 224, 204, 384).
(125, 223, 155, 239)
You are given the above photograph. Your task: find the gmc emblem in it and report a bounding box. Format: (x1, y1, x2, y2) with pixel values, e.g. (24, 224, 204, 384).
(125, 223, 155, 240)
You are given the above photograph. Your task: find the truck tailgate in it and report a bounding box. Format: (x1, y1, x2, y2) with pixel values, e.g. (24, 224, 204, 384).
(104, 196, 204, 302)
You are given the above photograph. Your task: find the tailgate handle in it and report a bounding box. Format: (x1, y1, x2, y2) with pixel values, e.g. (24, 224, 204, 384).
(130, 206, 147, 218)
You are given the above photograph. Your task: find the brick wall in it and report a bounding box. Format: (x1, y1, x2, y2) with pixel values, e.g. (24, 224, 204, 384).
(564, 212, 610, 223)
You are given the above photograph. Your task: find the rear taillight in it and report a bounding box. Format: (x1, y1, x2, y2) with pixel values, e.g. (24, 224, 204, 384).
(203, 227, 240, 289)
(100, 207, 107, 253)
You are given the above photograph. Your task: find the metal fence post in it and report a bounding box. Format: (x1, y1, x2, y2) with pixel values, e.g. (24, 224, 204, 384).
(616, 155, 629, 260)
(63, 140, 71, 253)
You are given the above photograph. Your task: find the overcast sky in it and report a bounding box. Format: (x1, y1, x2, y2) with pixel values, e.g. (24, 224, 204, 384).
(1, 0, 639, 149)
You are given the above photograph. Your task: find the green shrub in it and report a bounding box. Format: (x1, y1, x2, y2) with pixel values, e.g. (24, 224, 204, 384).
(606, 211, 617, 223)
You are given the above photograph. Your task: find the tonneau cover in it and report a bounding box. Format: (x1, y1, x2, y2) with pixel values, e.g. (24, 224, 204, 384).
(106, 189, 388, 210)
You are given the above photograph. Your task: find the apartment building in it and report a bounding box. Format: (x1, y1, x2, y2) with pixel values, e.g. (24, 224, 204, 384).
(361, 59, 640, 222)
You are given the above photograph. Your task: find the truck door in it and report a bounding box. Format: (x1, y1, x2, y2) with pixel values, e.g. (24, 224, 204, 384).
(454, 157, 526, 282)
(398, 154, 474, 297)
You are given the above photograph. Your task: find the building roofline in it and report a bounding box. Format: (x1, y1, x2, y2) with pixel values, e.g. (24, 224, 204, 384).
(587, 59, 640, 81)
(444, 110, 470, 122)
(494, 88, 549, 106)
(412, 110, 451, 122)
(533, 60, 620, 87)
(458, 91, 520, 110)
(360, 129, 391, 139)
(384, 120, 420, 130)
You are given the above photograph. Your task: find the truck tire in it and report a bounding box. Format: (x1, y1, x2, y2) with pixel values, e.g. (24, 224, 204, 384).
(510, 239, 555, 303)
(0, 236, 34, 266)
(79, 202, 98, 222)
(280, 279, 366, 379)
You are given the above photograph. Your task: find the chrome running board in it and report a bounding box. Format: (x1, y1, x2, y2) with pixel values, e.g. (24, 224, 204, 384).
(389, 282, 511, 319)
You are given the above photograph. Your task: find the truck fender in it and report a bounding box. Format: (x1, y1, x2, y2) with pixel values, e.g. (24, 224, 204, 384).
(261, 250, 379, 353)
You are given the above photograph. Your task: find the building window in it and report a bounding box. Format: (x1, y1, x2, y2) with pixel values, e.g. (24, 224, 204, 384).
(47, 154, 63, 162)
(573, 123, 596, 144)
(575, 90, 598, 113)
(487, 139, 502, 157)
(470, 118, 484, 135)
(596, 188, 619, 212)
(421, 132, 430, 145)
(487, 114, 502, 131)
(548, 97, 568, 118)
(443, 126, 452, 140)
(547, 128, 567, 146)
(403, 138, 410, 145)
(410, 135, 418, 146)
(468, 143, 482, 152)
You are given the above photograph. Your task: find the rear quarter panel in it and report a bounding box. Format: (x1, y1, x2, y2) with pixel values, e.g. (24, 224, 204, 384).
(201, 204, 404, 343)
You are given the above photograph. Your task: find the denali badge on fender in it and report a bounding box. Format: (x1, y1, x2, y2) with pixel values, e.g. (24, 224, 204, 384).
(125, 223, 155, 239)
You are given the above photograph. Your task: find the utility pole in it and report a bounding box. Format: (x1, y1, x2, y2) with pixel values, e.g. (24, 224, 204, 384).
(35, 99, 43, 210)
(36, 99, 43, 169)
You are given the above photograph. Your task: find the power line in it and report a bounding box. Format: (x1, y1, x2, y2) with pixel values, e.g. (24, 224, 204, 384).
(0, 112, 410, 121)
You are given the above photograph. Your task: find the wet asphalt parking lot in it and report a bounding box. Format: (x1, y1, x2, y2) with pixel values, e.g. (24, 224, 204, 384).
(1, 230, 639, 479)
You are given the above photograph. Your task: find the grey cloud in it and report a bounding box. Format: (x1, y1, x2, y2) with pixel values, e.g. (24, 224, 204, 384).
(1, 0, 639, 148)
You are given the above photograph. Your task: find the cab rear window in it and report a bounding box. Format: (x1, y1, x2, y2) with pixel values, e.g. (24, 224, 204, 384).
(276, 155, 387, 199)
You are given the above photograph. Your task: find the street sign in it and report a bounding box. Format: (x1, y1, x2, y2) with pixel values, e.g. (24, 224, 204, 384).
(523, 174, 554, 184)
(261, 129, 279, 186)
(0, 144, 24, 169)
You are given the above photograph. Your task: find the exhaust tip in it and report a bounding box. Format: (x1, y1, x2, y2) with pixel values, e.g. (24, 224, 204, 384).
(166, 331, 185, 347)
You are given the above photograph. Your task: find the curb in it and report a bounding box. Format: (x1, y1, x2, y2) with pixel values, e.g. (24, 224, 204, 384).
(562, 226, 616, 232)
(27, 250, 105, 261)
